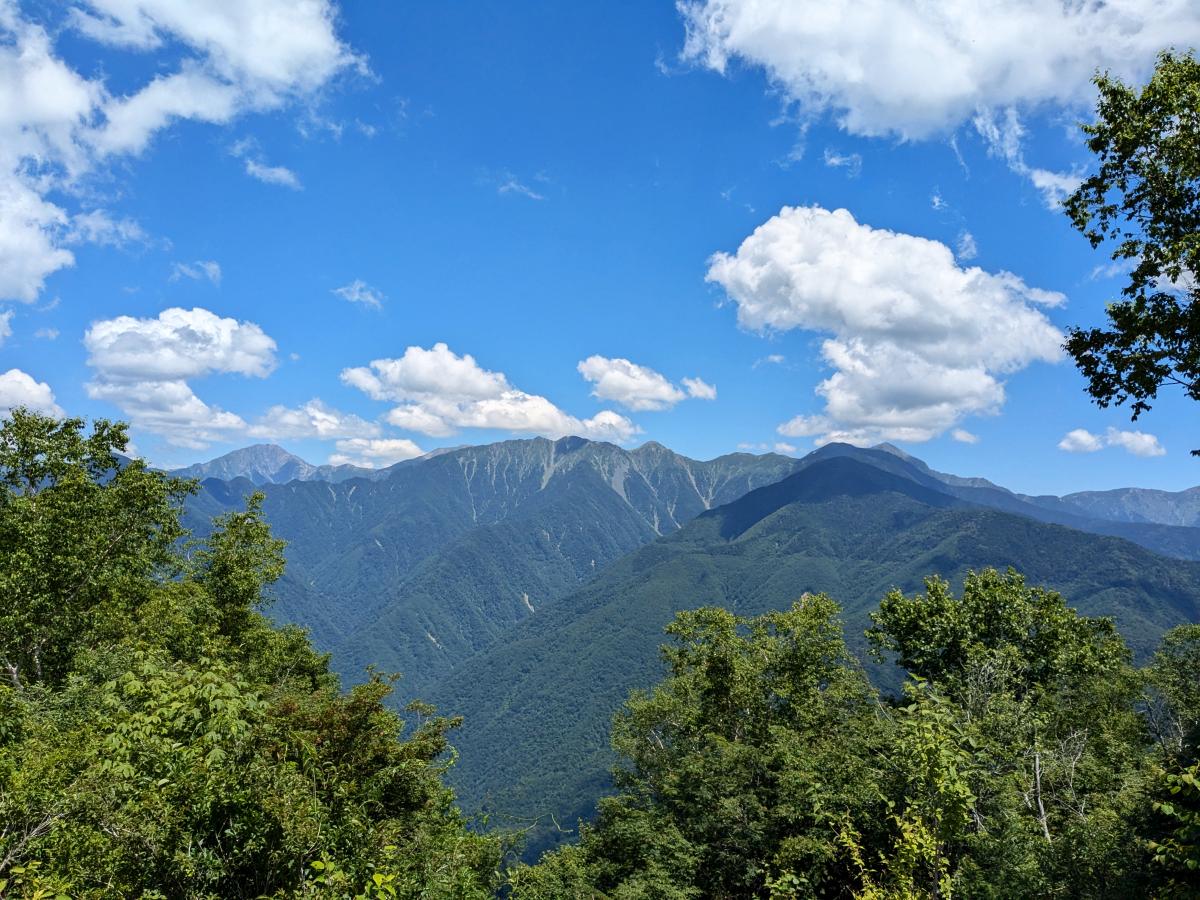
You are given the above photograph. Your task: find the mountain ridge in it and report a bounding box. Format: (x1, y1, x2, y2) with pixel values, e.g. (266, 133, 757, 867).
(426, 453, 1200, 856)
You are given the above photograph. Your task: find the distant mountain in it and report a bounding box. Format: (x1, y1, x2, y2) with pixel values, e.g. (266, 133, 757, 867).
(823, 443, 1200, 560)
(179, 438, 1200, 696)
(1051, 486, 1200, 527)
(183, 437, 803, 698)
(171, 443, 379, 485)
(429, 452, 1200, 855)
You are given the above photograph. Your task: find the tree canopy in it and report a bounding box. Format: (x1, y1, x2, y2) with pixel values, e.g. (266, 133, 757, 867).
(0, 410, 504, 898)
(512, 571, 1199, 898)
(1064, 50, 1200, 439)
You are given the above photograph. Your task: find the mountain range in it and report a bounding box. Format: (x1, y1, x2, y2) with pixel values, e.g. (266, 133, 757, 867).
(174, 438, 1200, 857)
(179, 437, 800, 699)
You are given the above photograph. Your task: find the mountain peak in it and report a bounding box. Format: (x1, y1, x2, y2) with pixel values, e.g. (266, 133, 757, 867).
(173, 444, 316, 486)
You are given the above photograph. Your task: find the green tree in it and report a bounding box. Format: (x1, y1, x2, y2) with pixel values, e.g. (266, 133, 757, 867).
(512, 595, 887, 899)
(0, 411, 504, 897)
(0, 409, 191, 687)
(869, 570, 1150, 897)
(1063, 51, 1200, 438)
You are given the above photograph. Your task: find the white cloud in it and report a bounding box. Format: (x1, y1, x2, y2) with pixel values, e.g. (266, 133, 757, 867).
(679, 0, 1194, 140)
(578, 356, 685, 411)
(951, 428, 979, 444)
(84, 306, 276, 445)
(244, 158, 302, 189)
(971, 107, 1081, 208)
(171, 260, 222, 285)
(85, 306, 276, 382)
(328, 437, 424, 468)
(67, 209, 148, 247)
(774, 441, 797, 454)
(1058, 428, 1104, 453)
(678, 0, 1192, 199)
(707, 205, 1063, 445)
(682, 377, 717, 401)
(343, 343, 639, 442)
(0, 1, 359, 303)
(1105, 428, 1165, 457)
(577, 356, 717, 410)
(1057, 427, 1165, 457)
(0, 368, 62, 417)
(955, 231, 978, 261)
(0, 178, 76, 303)
(753, 353, 785, 368)
(333, 278, 384, 310)
(0, 308, 11, 345)
(82, 1, 361, 154)
(34, 327, 57, 340)
(822, 148, 861, 176)
(248, 399, 379, 441)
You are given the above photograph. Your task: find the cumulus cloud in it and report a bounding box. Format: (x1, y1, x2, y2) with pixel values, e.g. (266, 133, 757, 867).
(0, 180, 77, 303)
(955, 231, 978, 261)
(333, 279, 384, 310)
(682, 377, 717, 400)
(678, 0, 1193, 196)
(171, 260, 222, 285)
(577, 356, 717, 410)
(84, 306, 276, 445)
(0, 368, 62, 416)
(679, 0, 1193, 139)
(707, 206, 1063, 445)
(576, 356, 680, 411)
(0, 308, 11, 345)
(0, 1, 359, 303)
(248, 399, 379, 441)
(1058, 427, 1165, 457)
(1057, 428, 1104, 453)
(328, 437, 425, 468)
(343, 343, 639, 442)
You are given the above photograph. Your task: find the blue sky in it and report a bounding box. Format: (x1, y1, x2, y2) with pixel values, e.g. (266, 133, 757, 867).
(1, 0, 1197, 494)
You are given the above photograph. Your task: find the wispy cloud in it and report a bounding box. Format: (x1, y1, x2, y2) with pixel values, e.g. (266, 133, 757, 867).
(244, 159, 302, 189)
(822, 148, 862, 177)
(333, 279, 385, 310)
(497, 172, 545, 200)
(171, 260, 222, 285)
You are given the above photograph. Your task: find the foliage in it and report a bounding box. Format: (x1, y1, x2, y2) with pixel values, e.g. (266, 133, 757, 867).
(1148, 763, 1200, 895)
(0, 411, 503, 898)
(1063, 51, 1200, 439)
(514, 569, 1189, 898)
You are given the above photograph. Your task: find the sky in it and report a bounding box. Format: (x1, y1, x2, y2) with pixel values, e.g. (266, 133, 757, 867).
(0, 0, 1198, 495)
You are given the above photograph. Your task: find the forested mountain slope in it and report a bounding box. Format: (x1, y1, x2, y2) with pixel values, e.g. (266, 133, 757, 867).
(429, 455, 1200, 855)
(182, 437, 801, 696)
